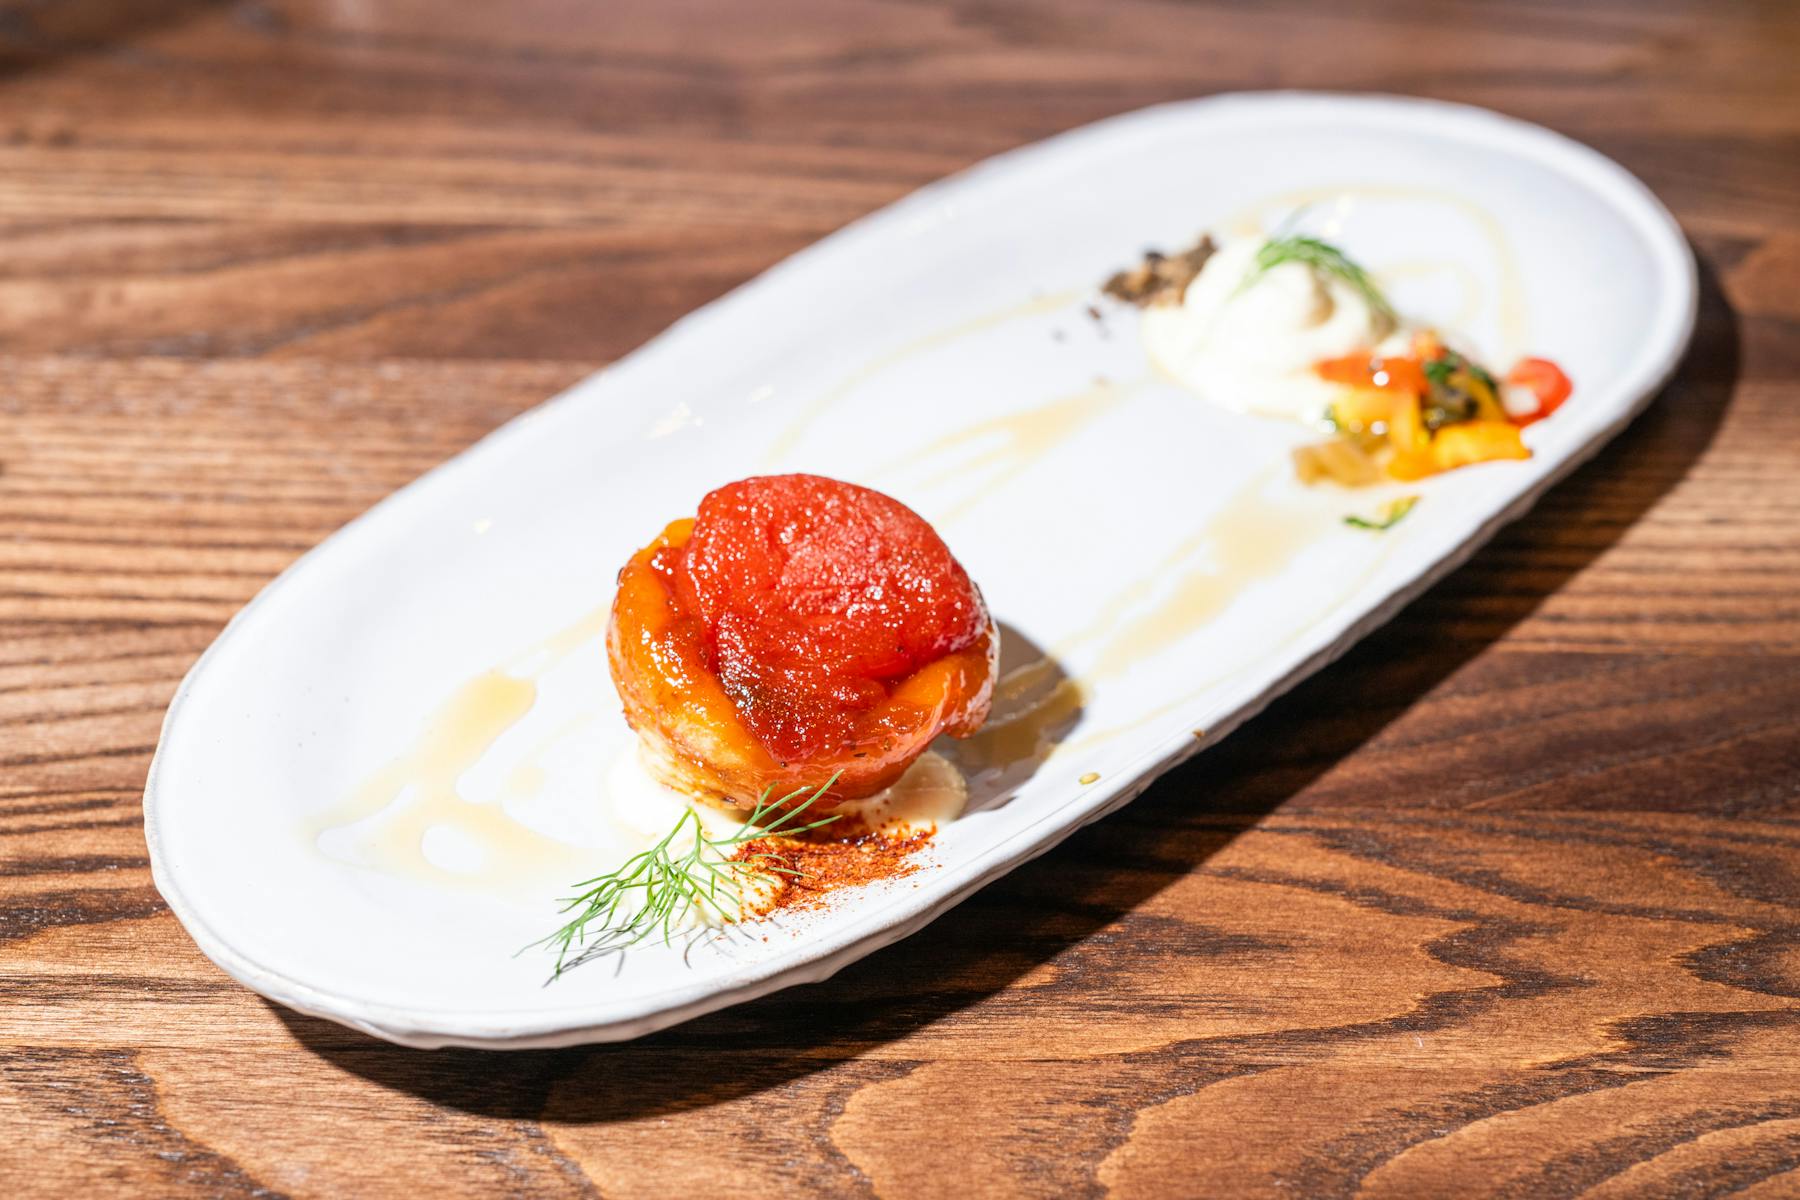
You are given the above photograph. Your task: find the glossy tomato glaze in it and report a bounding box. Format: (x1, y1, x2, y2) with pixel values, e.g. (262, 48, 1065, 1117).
(607, 474, 997, 810)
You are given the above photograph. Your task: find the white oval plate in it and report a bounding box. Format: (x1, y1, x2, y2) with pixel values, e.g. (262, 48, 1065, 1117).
(147, 93, 1695, 1048)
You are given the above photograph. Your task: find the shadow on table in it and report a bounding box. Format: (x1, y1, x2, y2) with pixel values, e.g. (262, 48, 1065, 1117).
(274, 249, 1738, 1124)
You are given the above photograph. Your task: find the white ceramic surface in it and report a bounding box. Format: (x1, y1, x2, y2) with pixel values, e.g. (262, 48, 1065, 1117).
(145, 93, 1696, 1048)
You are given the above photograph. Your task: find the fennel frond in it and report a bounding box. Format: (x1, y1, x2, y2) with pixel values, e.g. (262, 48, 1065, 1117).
(524, 775, 840, 981)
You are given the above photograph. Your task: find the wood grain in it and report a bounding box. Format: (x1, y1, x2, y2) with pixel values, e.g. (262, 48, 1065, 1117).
(2, 1, 1798, 1196)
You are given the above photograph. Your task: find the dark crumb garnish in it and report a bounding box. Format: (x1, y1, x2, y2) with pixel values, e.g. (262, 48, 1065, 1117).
(1102, 235, 1217, 308)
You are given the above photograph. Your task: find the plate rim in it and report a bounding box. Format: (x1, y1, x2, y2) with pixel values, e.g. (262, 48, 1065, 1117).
(143, 89, 1699, 1048)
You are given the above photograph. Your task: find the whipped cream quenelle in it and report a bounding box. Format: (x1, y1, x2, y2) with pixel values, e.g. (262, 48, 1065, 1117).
(1140, 236, 1399, 423)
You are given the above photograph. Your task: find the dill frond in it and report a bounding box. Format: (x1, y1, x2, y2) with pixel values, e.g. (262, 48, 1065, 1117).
(1238, 234, 1396, 324)
(523, 774, 841, 982)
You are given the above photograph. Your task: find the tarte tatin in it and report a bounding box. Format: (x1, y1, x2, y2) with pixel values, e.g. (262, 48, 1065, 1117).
(607, 473, 997, 811)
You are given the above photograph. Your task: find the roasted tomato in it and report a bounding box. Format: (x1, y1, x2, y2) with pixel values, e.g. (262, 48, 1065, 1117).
(608, 474, 997, 810)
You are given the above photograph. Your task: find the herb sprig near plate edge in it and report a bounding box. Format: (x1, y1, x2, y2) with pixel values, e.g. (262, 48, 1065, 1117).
(523, 774, 842, 982)
(1344, 494, 1420, 532)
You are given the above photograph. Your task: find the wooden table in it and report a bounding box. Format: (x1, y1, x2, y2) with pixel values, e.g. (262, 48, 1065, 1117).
(5, 1, 1798, 1195)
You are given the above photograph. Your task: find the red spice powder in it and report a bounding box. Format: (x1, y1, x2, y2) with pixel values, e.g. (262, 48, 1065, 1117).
(733, 826, 933, 915)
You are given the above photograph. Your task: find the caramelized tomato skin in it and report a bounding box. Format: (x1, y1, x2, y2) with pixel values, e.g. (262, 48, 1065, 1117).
(607, 477, 996, 810)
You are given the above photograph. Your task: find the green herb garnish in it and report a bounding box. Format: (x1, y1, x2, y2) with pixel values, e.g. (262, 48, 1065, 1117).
(1421, 348, 1503, 430)
(1237, 234, 1396, 323)
(1344, 495, 1420, 532)
(524, 775, 841, 981)
(1424, 351, 1498, 395)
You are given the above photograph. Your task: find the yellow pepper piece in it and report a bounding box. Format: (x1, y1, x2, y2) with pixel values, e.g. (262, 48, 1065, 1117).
(1452, 370, 1507, 423)
(1431, 421, 1529, 470)
(1385, 449, 1440, 481)
(1329, 388, 1397, 433)
(1388, 390, 1431, 452)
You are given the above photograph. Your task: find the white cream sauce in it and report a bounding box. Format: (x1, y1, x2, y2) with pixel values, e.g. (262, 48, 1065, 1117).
(1140, 235, 1398, 423)
(837, 751, 968, 834)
